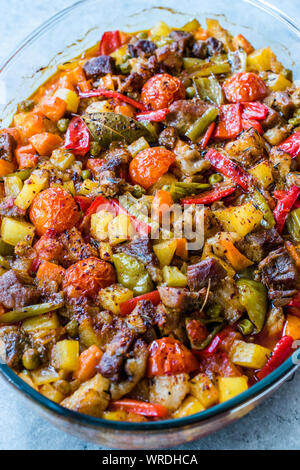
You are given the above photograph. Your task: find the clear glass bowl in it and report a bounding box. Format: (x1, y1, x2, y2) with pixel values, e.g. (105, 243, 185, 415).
(0, 0, 299, 449)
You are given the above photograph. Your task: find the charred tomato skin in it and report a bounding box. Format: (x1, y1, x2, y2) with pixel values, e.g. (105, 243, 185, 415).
(223, 72, 268, 103)
(129, 147, 176, 189)
(141, 73, 185, 110)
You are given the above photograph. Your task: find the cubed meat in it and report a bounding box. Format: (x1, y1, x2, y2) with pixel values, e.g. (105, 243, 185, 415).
(259, 247, 298, 291)
(0, 326, 27, 369)
(214, 278, 245, 324)
(83, 55, 116, 78)
(169, 30, 193, 53)
(225, 127, 266, 168)
(157, 286, 206, 311)
(264, 91, 295, 118)
(0, 133, 17, 162)
(261, 107, 283, 131)
(191, 40, 208, 59)
(0, 270, 39, 310)
(128, 40, 156, 58)
(158, 127, 178, 150)
(237, 228, 283, 263)
(187, 258, 227, 291)
(119, 72, 144, 93)
(206, 37, 225, 55)
(155, 44, 183, 73)
(166, 99, 210, 134)
(115, 237, 158, 266)
(59, 227, 98, 267)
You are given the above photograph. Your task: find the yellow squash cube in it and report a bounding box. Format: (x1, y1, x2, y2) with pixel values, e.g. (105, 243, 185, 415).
(249, 161, 274, 189)
(79, 317, 103, 349)
(153, 239, 177, 267)
(108, 214, 134, 245)
(4, 175, 23, 198)
(110, 45, 129, 65)
(50, 149, 75, 170)
(98, 284, 133, 314)
(51, 339, 79, 372)
(218, 376, 248, 403)
(31, 366, 62, 386)
(150, 21, 172, 37)
(190, 373, 219, 408)
(267, 74, 292, 92)
(173, 395, 205, 418)
(214, 202, 263, 237)
(230, 340, 271, 369)
(1, 217, 35, 246)
(162, 266, 187, 287)
(90, 210, 114, 241)
(14, 171, 48, 210)
(55, 88, 80, 113)
(85, 100, 113, 113)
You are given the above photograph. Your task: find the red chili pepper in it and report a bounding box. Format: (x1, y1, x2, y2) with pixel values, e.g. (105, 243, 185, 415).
(79, 89, 146, 111)
(241, 101, 269, 120)
(74, 196, 93, 212)
(273, 185, 300, 233)
(119, 291, 161, 316)
(214, 104, 242, 139)
(256, 335, 294, 380)
(135, 108, 170, 122)
(181, 186, 236, 205)
(109, 399, 169, 418)
(241, 118, 263, 135)
(200, 122, 215, 150)
(65, 116, 90, 157)
(272, 190, 287, 200)
(205, 148, 250, 191)
(99, 30, 121, 56)
(278, 131, 300, 159)
(194, 335, 222, 358)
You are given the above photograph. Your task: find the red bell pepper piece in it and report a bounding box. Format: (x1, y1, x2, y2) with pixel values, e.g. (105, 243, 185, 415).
(31, 229, 58, 274)
(273, 185, 300, 233)
(256, 335, 294, 380)
(242, 118, 263, 135)
(241, 101, 269, 120)
(74, 195, 92, 212)
(119, 291, 161, 316)
(65, 116, 90, 157)
(79, 89, 146, 111)
(200, 122, 215, 150)
(99, 30, 121, 56)
(135, 108, 170, 122)
(109, 399, 169, 418)
(194, 335, 222, 358)
(205, 148, 250, 191)
(278, 131, 300, 159)
(181, 186, 236, 205)
(288, 292, 300, 309)
(214, 104, 242, 139)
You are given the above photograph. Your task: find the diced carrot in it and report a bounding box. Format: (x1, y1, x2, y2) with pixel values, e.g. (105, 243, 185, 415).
(17, 153, 39, 169)
(73, 345, 103, 381)
(57, 73, 75, 91)
(98, 74, 115, 91)
(29, 132, 63, 156)
(152, 189, 173, 217)
(70, 66, 87, 85)
(78, 80, 92, 92)
(115, 104, 135, 117)
(284, 314, 300, 340)
(15, 144, 36, 167)
(176, 238, 188, 260)
(36, 261, 65, 285)
(232, 34, 254, 54)
(38, 96, 67, 122)
(285, 241, 300, 271)
(194, 27, 209, 40)
(14, 112, 45, 138)
(220, 239, 253, 271)
(0, 160, 15, 177)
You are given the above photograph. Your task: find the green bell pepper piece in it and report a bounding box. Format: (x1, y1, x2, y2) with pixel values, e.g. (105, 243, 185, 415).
(237, 318, 254, 335)
(250, 189, 275, 229)
(287, 208, 300, 243)
(237, 279, 267, 333)
(185, 107, 218, 142)
(193, 76, 224, 106)
(112, 253, 154, 295)
(0, 301, 64, 324)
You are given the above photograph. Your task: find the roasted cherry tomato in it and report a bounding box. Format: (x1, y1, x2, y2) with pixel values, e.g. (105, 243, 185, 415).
(129, 147, 176, 189)
(63, 257, 116, 298)
(29, 187, 80, 236)
(147, 337, 199, 376)
(141, 73, 185, 110)
(223, 72, 268, 103)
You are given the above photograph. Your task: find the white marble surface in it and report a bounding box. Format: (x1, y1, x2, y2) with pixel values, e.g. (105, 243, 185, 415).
(0, 0, 299, 450)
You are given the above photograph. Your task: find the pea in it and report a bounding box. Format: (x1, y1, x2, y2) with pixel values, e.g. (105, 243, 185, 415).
(82, 170, 91, 180)
(186, 86, 196, 99)
(136, 31, 148, 39)
(66, 319, 79, 338)
(57, 118, 70, 133)
(18, 99, 35, 112)
(90, 141, 101, 156)
(132, 185, 145, 198)
(209, 173, 223, 185)
(119, 62, 131, 74)
(22, 348, 40, 370)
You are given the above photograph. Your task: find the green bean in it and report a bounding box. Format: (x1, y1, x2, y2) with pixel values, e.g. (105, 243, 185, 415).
(185, 107, 218, 142)
(0, 301, 64, 324)
(193, 76, 224, 106)
(169, 182, 211, 201)
(195, 322, 226, 351)
(209, 173, 223, 185)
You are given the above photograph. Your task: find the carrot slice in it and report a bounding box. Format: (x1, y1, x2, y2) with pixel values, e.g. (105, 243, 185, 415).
(73, 345, 103, 381)
(29, 132, 63, 156)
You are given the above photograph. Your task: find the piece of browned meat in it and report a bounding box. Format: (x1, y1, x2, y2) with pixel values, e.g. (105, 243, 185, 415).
(165, 99, 210, 134)
(259, 247, 298, 292)
(0, 270, 39, 310)
(187, 258, 227, 291)
(128, 40, 157, 58)
(59, 227, 98, 267)
(157, 286, 207, 311)
(0, 326, 27, 368)
(83, 55, 116, 78)
(115, 237, 158, 266)
(237, 228, 283, 263)
(0, 132, 17, 162)
(158, 127, 177, 150)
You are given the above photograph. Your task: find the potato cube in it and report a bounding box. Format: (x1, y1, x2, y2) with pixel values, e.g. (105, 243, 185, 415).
(190, 373, 219, 408)
(14, 171, 48, 210)
(77, 179, 99, 195)
(173, 395, 205, 418)
(218, 376, 248, 403)
(40, 384, 64, 403)
(249, 161, 274, 189)
(153, 239, 177, 267)
(90, 210, 114, 241)
(31, 366, 62, 386)
(4, 175, 23, 198)
(1, 217, 35, 246)
(267, 74, 292, 92)
(214, 202, 263, 237)
(108, 214, 134, 245)
(99, 241, 113, 261)
(162, 266, 187, 287)
(79, 317, 103, 349)
(229, 340, 271, 369)
(98, 284, 133, 314)
(247, 47, 273, 71)
(50, 149, 75, 170)
(102, 410, 128, 421)
(85, 100, 113, 113)
(63, 180, 75, 195)
(22, 313, 60, 332)
(51, 339, 79, 372)
(55, 88, 80, 113)
(150, 21, 172, 37)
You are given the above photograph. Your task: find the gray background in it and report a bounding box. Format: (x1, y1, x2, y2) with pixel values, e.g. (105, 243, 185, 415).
(0, 0, 299, 450)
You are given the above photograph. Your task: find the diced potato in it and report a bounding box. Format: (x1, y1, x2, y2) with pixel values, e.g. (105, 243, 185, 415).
(267, 74, 292, 92)
(1, 217, 35, 246)
(79, 317, 103, 349)
(19, 371, 37, 389)
(51, 339, 79, 372)
(63, 180, 75, 195)
(98, 283, 133, 314)
(247, 47, 275, 71)
(4, 175, 23, 198)
(50, 149, 75, 170)
(14, 171, 48, 210)
(214, 202, 263, 237)
(31, 366, 62, 386)
(127, 137, 150, 157)
(149, 374, 190, 411)
(22, 313, 60, 332)
(229, 340, 271, 369)
(103, 410, 128, 421)
(218, 376, 248, 403)
(190, 373, 219, 408)
(55, 88, 80, 113)
(153, 239, 177, 267)
(108, 214, 134, 245)
(249, 161, 274, 189)
(77, 179, 99, 195)
(85, 100, 113, 113)
(61, 373, 110, 417)
(162, 266, 187, 287)
(264, 127, 289, 146)
(40, 383, 65, 403)
(99, 241, 113, 261)
(90, 210, 114, 241)
(173, 395, 205, 418)
(150, 21, 172, 37)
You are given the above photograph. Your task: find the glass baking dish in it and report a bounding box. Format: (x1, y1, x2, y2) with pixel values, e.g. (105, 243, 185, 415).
(0, 0, 299, 450)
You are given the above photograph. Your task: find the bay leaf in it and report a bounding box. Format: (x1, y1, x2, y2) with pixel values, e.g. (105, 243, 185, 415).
(83, 112, 155, 148)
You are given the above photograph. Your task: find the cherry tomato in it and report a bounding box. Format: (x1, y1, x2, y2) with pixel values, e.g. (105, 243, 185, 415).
(63, 257, 116, 298)
(141, 73, 185, 110)
(29, 187, 80, 236)
(223, 72, 267, 103)
(147, 337, 199, 376)
(129, 147, 176, 189)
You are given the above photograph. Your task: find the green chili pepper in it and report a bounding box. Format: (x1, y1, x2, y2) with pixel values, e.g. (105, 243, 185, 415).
(237, 318, 254, 335)
(0, 301, 64, 324)
(57, 118, 70, 133)
(193, 76, 224, 106)
(169, 182, 211, 201)
(209, 173, 223, 185)
(112, 253, 154, 295)
(287, 208, 300, 243)
(185, 107, 218, 142)
(250, 189, 275, 229)
(204, 303, 224, 323)
(0, 238, 14, 256)
(236, 279, 267, 333)
(196, 321, 226, 350)
(7, 169, 32, 181)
